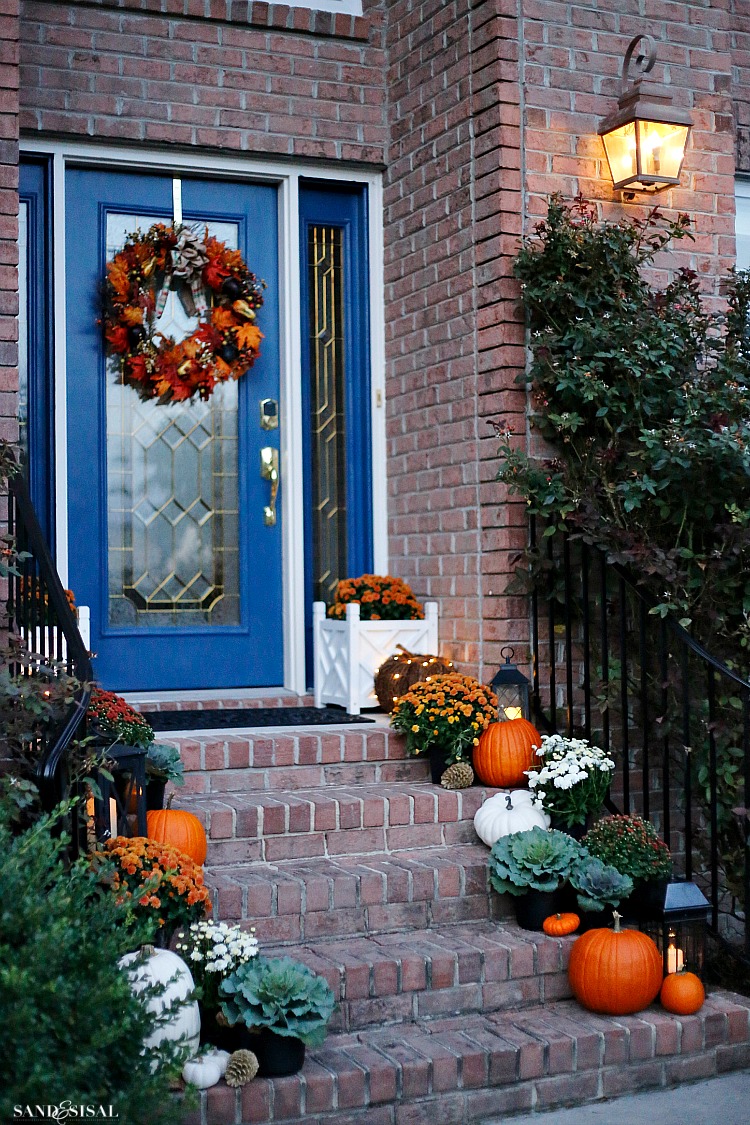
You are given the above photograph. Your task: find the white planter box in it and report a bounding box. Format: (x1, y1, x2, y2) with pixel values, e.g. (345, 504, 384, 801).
(313, 600, 439, 714)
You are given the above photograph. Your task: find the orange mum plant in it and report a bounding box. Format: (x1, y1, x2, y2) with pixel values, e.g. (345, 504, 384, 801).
(327, 574, 424, 621)
(391, 672, 498, 765)
(93, 836, 211, 944)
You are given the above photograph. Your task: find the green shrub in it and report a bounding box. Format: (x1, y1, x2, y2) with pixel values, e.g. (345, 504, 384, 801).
(0, 801, 188, 1122)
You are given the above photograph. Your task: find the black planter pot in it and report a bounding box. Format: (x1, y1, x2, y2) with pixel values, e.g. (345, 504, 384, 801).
(427, 747, 450, 784)
(575, 909, 610, 933)
(146, 778, 167, 811)
(619, 878, 668, 922)
(249, 1029, 306, 1077)
(550, 814, 590, 841)
(514, 889, 561, 932)
(199, 1005, 248, 1052)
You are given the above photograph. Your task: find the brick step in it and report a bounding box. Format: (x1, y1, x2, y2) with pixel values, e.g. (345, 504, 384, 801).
(188, 992, 750, 1125)
(125, 689, 315, 712)
(264, 921, 574, 1032)
(184, 783, 499, 864)
(207, 844, 510, 943)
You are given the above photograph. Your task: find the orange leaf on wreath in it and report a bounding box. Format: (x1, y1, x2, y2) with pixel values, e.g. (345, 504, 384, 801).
(211, 308, 236, 331)
(105, 325, 129, 353)
(121, 306, 144, 326)
(107, 262, 131, 301)
(235, 323, 263, 351)
(204, 259, 230, 289)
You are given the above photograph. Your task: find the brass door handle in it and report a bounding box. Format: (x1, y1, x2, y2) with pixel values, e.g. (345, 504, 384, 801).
(260, 446, 279, 526)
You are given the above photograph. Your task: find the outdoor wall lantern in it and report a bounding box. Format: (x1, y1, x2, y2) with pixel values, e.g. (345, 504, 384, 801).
(491, 647, 531, 722)
(639, 881, 710, 980)
(598, 33, 692, 195)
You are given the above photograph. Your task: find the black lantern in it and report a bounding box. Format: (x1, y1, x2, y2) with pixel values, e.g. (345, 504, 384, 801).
(640, 881, 710, 979)
(89, 743, 148, 844)
(598, 34, 692, 194)
(491, 647, 531, 722)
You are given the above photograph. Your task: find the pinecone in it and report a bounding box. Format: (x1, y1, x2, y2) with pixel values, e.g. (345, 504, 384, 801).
(440, 761, 474, 789)
(225, 1049, 259, 1088)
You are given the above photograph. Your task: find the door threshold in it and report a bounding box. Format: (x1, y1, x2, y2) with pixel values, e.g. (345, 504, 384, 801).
(122, 687, 312, 712)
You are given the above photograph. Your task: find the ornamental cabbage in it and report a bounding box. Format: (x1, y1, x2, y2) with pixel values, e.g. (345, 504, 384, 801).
(570, 853, 634, 913)
(219, 956, 336, 1047)
(488, 827, 582, 896)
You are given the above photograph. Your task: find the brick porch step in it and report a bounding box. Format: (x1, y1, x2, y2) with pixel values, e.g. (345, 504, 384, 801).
(187, 992, 750, 1125)
(265, 921, 574, 1032)
(184, 782, 499, 864)
(127, 688, 315, 712)
(208, 844, 511, 943)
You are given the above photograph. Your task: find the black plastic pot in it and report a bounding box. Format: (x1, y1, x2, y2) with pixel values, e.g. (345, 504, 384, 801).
(146, 778, 167, 811)
(199, 1005, 247, 1052)
(514, 889, 561, 932)
(251, 1029, 306, 1077)
(549, 814, 591, 841)
(427, 747, 450, 784)
(619, 878, 668, 922)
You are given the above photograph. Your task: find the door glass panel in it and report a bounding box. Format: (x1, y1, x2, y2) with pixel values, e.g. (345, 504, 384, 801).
(105, 213, 240, 628)
(18, 200, 29, 465)
(307, 225, 347, 605)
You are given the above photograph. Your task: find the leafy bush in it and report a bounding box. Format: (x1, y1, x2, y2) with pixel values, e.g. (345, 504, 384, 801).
(146, 742, 185, 787)
(570, 853, 633, 913)
(582, 815, 673, 883)
(0, 801, 187, 1121)
(487, 827, 582, 896)
(219, 956, 336, 1047)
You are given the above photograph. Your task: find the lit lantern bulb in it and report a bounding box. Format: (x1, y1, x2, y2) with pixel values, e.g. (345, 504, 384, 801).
(503, 706, 523, 721)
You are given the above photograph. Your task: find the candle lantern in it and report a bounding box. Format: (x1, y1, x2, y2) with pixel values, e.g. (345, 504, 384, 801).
(639, 880, 710, 979)
(490, 647, 531, 722)
(90, 743, 148, 842)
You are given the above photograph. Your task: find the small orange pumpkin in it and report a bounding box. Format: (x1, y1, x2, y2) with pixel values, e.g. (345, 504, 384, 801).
(567, 910, 663, 1015)
(543, 912, 580, 937)
(660, 970, 705, 1015)
(473, 718, 541, 788)
(147, 796, 207, 866)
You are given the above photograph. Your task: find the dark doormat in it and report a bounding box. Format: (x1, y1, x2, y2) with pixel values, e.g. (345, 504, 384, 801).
(147, 707, 376, 732)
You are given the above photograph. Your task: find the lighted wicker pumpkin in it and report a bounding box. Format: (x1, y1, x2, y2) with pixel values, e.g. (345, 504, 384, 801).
(660, 970, 705, 1015)
(374, 647, 453, 713)
(472, 718, 541, 788)
(147, 796, 207, 866)
(568, 911, 663, 1015)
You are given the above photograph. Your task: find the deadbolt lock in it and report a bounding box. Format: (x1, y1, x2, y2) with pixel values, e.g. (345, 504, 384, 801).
(260, 398, 279, 430)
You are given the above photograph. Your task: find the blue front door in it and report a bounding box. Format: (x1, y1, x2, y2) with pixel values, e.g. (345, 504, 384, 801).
(65, 169, 282, 690)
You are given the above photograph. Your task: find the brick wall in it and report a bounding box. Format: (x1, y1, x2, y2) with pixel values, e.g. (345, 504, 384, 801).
(732, 0, 750, 171)
(19, 0, 387, 162)
(0, 0, 19, 447)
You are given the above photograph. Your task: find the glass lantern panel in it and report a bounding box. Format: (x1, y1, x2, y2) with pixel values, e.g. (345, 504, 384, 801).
(601, 122, 638, 188)
(636, 120, 689, 182)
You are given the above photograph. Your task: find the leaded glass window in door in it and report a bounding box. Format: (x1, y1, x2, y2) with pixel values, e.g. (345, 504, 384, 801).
(105, 214, 241, 628)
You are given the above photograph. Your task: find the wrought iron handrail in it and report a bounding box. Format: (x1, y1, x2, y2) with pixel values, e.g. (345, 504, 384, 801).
(5, 462, 92, 810)
(529, 518, 750, 963)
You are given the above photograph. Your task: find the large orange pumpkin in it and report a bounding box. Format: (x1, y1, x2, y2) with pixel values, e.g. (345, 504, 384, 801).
(660, 971, 705, 1015)
(567, 911, 663, 1015)
(147, 799, 207, 866)
(473, 718, 541, 788)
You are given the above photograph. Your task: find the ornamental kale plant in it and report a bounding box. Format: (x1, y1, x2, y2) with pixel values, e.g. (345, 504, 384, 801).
(498, 195, 750, 659)
(582, 815, 673, 883)
(219, 956, 336, 1047)
(570, 853, 633, 914)
(487, 827, 582, 897)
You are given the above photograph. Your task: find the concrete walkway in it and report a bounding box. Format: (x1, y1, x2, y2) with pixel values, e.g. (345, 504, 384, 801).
(481, 1069, 750, 1124)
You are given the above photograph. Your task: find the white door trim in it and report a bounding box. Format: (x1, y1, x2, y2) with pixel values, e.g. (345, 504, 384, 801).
(20, 138, 387, 695)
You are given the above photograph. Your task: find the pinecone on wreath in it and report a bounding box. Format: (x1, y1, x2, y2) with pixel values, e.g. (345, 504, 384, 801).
(440, 761, 474, 789)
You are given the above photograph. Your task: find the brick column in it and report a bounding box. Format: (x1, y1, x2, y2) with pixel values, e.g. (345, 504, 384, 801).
(0, 0, 19, 445)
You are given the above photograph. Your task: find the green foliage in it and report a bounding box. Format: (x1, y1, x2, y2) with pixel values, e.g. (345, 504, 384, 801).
(570, 853, 633, 913)
(487, 827, 582, 897)
(582, 814, 673, 882)
(219, 956, 336, 1048)
(499, 195, 750, 654)
(146, 742, 185, 786)
(0, 800, 188, 1122)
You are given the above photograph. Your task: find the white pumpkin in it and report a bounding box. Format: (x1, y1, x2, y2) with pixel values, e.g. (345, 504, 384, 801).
(473, 789, 551, 848)
(119, 945, 201, 1059)
(182, 1050, 229, 1089)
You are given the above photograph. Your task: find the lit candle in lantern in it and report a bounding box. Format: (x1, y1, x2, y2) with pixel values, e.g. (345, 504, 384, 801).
(503, 706, 523, 721)
(666, 940, 684, 974)
(86, 796, 119, 839)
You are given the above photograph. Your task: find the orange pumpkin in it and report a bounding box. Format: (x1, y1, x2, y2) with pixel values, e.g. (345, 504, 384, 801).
(543, 912, 580, 937)
(473, 718, 541, 788)
(660, 970, 705, 1015)
(147, 798, 207, 866)
(567, 910, 663, 1015)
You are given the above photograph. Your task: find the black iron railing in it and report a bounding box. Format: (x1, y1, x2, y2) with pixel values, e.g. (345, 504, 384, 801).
(529, 520, 750, 963)
(6, 465, 92, 813)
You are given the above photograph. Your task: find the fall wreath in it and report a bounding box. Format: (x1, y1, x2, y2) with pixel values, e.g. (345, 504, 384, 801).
(102, 222, 264, 403)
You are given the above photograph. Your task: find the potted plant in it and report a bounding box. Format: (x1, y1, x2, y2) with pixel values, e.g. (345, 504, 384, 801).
(144, 742, 185, 810)
(176, 920, 259, 1051)
(312, 575, 439, 714)
(582, 814, 673, 920)
(487, 827, 582, 931)
(390, 673, 498, 782)
(569, 853, 634, 931)
(219, 956, 336, 1076)
(88, 687, 155, 749)
(525, 734, 615, 836)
